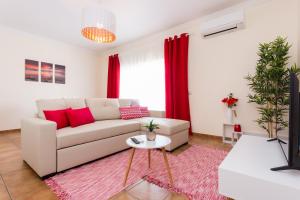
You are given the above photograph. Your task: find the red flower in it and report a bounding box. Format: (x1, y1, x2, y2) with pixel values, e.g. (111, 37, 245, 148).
(228, 98, 238, 106)
(221, 94, 238, 108)
(222, 98, 228, 103)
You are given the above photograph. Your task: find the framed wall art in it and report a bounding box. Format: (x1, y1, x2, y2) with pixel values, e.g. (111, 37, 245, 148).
(41, 62, 53, 83)
(25, 59, 39, 82)
(55, 64, 65, 84)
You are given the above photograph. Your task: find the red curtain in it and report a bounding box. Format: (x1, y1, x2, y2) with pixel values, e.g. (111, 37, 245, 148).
(107, 54, 120, 98)
(164, 33, 191, 134)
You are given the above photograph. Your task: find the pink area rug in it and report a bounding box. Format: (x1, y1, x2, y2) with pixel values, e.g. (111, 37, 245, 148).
(45, 145, 228, 200)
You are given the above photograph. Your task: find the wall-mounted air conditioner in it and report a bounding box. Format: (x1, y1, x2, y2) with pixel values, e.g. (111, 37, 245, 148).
(200, 10, 245, 38)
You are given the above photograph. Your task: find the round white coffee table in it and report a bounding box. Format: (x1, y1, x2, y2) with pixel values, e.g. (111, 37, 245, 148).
(123, 134, 173, 186)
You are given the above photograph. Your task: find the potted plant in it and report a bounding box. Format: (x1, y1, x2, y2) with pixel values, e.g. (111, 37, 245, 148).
(222, 93, 238, 124)
(144, 120, 159, 141)
(246, 36, 300, 138)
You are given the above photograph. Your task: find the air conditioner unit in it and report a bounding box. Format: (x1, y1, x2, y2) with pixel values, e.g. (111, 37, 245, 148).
(200, 10, 244, 38)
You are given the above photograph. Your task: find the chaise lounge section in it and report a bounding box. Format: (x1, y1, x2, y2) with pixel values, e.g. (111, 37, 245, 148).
(21, 98, 190, 177)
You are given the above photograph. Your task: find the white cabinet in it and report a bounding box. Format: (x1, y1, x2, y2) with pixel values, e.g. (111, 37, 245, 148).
(219, 135, 300, 200)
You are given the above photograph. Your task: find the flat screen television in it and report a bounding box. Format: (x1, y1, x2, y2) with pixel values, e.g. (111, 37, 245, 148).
(270, 73, 300, 171)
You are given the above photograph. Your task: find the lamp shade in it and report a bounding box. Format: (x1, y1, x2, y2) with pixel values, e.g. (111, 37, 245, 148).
(81, 7, 116, 43)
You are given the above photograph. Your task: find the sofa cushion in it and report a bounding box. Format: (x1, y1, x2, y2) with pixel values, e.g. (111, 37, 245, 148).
(36, 99, 67, 119)
(64, 98, 86, 109)
(119, 106, 143, 120)
(44, 108, 70, 129)
(118, 99, 139, 107)
(56, 120, 140, 149)
(86, 98, 120, 120)
(136, 117, 190, 135)
(66, 107, 95, 128)
(139, 107, 150, 117)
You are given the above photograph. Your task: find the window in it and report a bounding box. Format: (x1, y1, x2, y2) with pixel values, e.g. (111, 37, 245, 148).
(120, 55, 165, 111)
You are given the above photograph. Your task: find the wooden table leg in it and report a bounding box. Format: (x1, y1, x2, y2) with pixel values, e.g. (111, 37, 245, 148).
(123, 148, 135, 187)
(148, 149, 151, 169)
(161, 147, 173, 185)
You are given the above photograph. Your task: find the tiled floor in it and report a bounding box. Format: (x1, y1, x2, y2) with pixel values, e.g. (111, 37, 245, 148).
(0, 130, 231, 200)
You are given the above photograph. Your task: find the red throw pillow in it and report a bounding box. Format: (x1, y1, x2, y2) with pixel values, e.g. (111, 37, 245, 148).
(139, 106, 150, 117)
(44, 108, 70, 129)
(66, 107, 95, 128)
(119, 106, 143, 120)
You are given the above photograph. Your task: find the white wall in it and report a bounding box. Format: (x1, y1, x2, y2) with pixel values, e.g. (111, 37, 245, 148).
(98, 0, 300, 136)
(0, 26, 101, 131)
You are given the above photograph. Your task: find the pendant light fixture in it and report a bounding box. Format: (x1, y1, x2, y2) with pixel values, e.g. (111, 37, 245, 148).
(81, 7, 116, 43)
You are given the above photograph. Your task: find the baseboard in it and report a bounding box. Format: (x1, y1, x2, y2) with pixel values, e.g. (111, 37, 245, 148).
(0, 129, 20, 134)
(191, 132, 223, 140)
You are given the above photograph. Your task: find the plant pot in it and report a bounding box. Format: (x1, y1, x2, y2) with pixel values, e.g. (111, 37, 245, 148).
(146, 131, 156, 141)
(226, 108, 233, 124)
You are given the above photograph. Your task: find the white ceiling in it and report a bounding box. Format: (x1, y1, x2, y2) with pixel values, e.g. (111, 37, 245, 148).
(0, 0, 247, 52)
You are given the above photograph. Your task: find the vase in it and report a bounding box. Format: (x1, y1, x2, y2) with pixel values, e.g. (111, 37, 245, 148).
(146, 131, 156, 141)
(234, 124, 241, 132)
(226, 108, 233, 124)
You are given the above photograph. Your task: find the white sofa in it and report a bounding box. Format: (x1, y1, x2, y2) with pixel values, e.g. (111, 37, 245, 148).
(21, 98, 190, 177)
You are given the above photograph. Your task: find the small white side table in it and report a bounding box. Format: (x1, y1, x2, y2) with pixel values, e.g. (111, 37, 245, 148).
(123, 134, 173, 186)
(222, 123, 234, 144)
(231, 131, 243, 145)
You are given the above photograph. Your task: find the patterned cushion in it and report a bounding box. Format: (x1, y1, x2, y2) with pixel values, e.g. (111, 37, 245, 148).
(139, 106, 150, 117)
(119, 107, 143, 120)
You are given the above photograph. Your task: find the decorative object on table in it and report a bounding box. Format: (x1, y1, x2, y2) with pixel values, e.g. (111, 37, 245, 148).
(55, 65, 65, 84)
(25, 59, 39, 82)
(41, 62, 53, 83)
(234, 124, 242, 132)
(81, 7, 116, 43)
(246, 36, 300, 138)
(232, 124, 243, 145)
(45, 144, 228, 200)
(222, 93, 238, 124)
(130, 137, 142, 144)
(144, 120, 159, 141)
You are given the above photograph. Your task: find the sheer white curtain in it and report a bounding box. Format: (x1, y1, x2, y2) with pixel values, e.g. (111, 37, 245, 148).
(119, 45, 165, 110)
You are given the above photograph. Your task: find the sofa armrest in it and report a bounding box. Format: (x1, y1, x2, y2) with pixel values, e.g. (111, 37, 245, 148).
(21, 118, 57, 177)
(149, 110, 166, 118)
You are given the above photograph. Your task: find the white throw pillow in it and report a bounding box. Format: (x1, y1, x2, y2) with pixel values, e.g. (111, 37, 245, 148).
(36, 99, 67, 119)
(86, 98, 120, 120)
